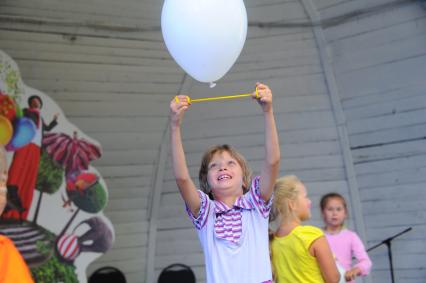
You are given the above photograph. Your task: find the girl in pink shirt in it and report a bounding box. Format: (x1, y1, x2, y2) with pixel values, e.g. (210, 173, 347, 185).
(320, 193, 372, 282)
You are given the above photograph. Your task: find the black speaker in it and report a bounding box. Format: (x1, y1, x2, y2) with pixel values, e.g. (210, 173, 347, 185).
(158, 263, 196, 283)
(89, 266, 126, 283)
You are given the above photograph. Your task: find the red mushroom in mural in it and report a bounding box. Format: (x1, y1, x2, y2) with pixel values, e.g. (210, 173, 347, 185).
(42, 131, 101, 178)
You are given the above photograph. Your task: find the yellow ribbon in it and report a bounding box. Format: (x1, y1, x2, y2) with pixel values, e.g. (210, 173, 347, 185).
(175, 87, 259, 104)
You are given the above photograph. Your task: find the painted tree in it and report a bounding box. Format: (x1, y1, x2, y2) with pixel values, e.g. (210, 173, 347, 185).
(33, 150, 64, 224)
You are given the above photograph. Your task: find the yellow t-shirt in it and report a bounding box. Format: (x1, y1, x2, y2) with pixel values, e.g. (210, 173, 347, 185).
(271, 225, 325, 283)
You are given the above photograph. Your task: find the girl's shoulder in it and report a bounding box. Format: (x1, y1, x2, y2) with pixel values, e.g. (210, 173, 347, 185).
(329, 228, 363, 243)
(293, 225, 324, 246)
(339, 228, 359, 237)
(343, 228, 364, 241)
(296, 225, 324, 234)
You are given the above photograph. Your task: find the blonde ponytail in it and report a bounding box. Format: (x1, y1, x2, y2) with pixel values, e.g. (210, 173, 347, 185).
(272, 175, 303, 223)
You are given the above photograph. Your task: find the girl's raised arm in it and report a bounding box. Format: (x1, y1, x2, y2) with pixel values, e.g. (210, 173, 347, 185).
(170, 95, 200, 215)
(255, 83, 280, 201)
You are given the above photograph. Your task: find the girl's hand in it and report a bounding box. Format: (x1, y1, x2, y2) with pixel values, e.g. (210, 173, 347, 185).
(252, 82, 273, 113)
(345, 267, 360, 281)
(170, 95, 191, 128)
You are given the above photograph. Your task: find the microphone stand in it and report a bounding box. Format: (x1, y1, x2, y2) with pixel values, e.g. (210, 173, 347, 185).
(367, 227, 412, 283)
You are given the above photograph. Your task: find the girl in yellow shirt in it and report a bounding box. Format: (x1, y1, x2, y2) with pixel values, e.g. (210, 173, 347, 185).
(270, 175, 340, 283)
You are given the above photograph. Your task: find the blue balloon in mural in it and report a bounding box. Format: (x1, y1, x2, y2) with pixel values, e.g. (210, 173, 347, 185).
(8, 117, 36, 149)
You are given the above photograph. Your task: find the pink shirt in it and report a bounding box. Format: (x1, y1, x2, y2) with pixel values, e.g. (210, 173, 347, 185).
(325, 229, 372, 282)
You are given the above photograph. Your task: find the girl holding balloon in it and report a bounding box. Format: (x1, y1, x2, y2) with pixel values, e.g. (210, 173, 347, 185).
(169, 82, 280, 283)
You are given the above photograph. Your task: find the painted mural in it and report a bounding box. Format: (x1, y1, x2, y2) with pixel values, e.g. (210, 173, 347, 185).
(0, 49, 114, 283)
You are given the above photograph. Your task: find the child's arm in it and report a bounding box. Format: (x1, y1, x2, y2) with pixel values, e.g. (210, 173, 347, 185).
(344, 267, 362, 282)
(170, 95, 201, 216)
(254, 83, 280, 201)
(348, 232, 372, 279)
(310, 236, 341, 283)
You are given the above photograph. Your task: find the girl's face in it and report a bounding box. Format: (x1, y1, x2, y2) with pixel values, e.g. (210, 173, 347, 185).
(207, 151, 243, 197)
(322, 197, 347, 228)
(294, 183, 311, 221)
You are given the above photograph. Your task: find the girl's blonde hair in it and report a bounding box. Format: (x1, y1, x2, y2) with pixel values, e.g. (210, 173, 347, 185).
(198, 144, 251, 199)
(271, 175, 303, 223)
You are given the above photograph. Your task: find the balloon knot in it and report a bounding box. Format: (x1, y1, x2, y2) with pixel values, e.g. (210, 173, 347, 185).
(209, 82, 216, 88)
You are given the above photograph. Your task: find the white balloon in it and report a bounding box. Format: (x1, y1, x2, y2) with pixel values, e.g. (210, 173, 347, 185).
(161, 0, 247, 85)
